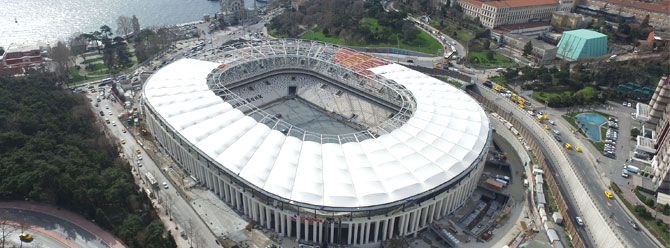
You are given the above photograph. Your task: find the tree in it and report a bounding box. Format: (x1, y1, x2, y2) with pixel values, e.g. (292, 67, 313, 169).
(50, 40, 71, 78)
(131, 15, 141, 39)
(116, 16, 133, 39)
(486, 50, 495, 61)
(645, 197, 655, 207)
(641, 14, 650, 28)
(0, 47, 4, 56)
(523, 40, 533, 56)
(99, 25, 113, 46)
(0, 218, 17, 248)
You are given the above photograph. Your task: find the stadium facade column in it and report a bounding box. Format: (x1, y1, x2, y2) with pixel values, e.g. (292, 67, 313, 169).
(224, 182, 231, 204)
(373, 220, 380, 243)
(389, 217, 396, 239)
(274, 211, 281, 233)
(312, 221, 317, 242)
(330, 221, 335, 244)
(296, 217, 301, 242)
(382, 219, 388, 240)
(287, 214, 292, 238)
(317, 221, 322, 243)
(265, 207, 272, 228)
(364, 221, 370, 244)
(304, 218, 309, 242)
(352, 222, 358, 244)
(347, 222, 353, 245)
(235, 188, 242, 210)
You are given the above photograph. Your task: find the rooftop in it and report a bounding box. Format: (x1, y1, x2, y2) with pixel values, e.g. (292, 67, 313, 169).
(598, 0, 670, 14)
(485, 0, 558, 8)
(563, 29, 607, 39)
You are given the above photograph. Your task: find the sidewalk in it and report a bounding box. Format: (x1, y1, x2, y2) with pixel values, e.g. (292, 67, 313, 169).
(619, 183, 670, 224)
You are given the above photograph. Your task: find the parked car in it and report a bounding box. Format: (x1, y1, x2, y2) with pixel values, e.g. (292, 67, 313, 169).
(575, 216, 584, 226)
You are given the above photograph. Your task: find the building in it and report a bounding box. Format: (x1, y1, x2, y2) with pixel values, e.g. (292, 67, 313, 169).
(142, 40, 491, 246)
(556, 29, 608, 59)
(0, 42, 49, 75)
(634, 75, 670, 204)
(551, 11, 592, 30)
(220, 0, 258, 25)
(491, 21, 553, 39)
(455, 0, 559, 29)
(647, 31, 670, 51)
(500, 33, 558, 61)
(579, 0, 670, 29)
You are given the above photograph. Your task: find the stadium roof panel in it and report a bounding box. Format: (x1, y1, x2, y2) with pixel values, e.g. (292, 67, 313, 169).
(144, 55, 489, 209)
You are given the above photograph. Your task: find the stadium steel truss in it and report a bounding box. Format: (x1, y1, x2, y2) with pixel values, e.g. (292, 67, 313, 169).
(142, 39, 491, 246)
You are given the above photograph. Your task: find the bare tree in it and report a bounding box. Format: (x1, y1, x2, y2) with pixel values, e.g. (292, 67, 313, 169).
(0, 218, 17, 248)
(131, 15, 141, 39)
(116, 16, 133, 39)
(51, 40, 71, 77)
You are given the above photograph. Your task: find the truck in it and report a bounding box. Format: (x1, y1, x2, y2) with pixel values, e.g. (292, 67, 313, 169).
(625, 165, 640, 174)
(145, 172, 158, 188)
(485, 178, 504, 190)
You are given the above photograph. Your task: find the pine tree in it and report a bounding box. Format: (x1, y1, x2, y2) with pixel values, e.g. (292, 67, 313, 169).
(523, 41, 533, 56)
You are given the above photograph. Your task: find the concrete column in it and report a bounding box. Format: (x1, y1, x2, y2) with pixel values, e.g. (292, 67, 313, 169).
(224, 183, 231, 203)
(388, 217, 395, 239)
(364, 222, 370, 244)
(373, 220, 379, 243)
(398, 215, 405, 236)
(266, 207, 272, 229)
(235, 189, 242, 211)
(382, 219, 388, 241)
(330, 222, 335, 244)
(251, 200, 257, 221)
(347, 223, 353, 245)
(352, 222, 358, 245)
(318, 221, 323, 243)
(275, 211, 280, 233)
(420, 206, 428, 228)
(311, 222, 319, 242)
(296, 217, 301, 241)
(412, 210, 420, 236)
(287, 214, 292, 238)
(434, 200, 442, 220)
(242, 196, 249, 216)
(304, 219, 309, 242)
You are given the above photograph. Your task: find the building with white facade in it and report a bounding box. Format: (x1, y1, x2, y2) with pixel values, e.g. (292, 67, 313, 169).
(635, 75, 670, 202)
(455, 0, 560, 29)
(142, 40, 491, 246)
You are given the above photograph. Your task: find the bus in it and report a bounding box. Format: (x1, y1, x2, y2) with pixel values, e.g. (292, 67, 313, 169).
(145, 172, 158, 188)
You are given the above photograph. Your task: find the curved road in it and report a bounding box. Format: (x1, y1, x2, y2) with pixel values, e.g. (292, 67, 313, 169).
(0, 202, 124, 248)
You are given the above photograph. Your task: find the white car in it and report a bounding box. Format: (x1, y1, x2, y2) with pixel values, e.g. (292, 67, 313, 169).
(163, 182, 169, 189)
(137, 154, 143, 160)
(627, 102, 632, 108)
(575, 216, 584, 226)
(112, 121, 116, 126)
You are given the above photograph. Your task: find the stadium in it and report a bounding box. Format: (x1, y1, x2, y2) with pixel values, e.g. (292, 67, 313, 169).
(142, 39, 491, 246)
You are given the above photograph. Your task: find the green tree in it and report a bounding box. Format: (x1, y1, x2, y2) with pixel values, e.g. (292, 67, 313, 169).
(646, 197, 655, 207)
(631, 128, 640, 137)
(522, 40, 532, 56)
(486, 50, 495, 61)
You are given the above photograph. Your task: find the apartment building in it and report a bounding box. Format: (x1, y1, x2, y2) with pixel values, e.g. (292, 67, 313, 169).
(634, 75, 670, 202)
(580, 0, 670, 28)
(455, 0, 560, 29)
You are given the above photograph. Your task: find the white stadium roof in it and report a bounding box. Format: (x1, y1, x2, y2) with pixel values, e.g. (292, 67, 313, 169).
(144, 58, 490, 209)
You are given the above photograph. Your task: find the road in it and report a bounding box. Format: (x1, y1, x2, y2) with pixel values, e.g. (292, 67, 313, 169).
(85, 89, 220, 248)
(522, 96, 660, 248)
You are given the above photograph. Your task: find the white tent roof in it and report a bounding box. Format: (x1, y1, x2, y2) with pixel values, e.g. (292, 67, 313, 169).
(144, 59, 490, 209)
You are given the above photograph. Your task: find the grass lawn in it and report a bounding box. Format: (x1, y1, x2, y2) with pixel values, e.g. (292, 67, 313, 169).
(600, 126, 607, 141)
(588, 140, 605, 152)
(268, 28, 286, 38)
(436, 76, 463, 88)
(532, 90, 574, 103)
(299, 19, 443, 55)
(83, 57, 103, 64)
(85, 63, 107, 72)
(429, 19, 478, 46)
(467, 50, 516, 67)
(488, 76, 505, 84)
(66, 67, 106, 84)
(83, 51, 99, 57)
